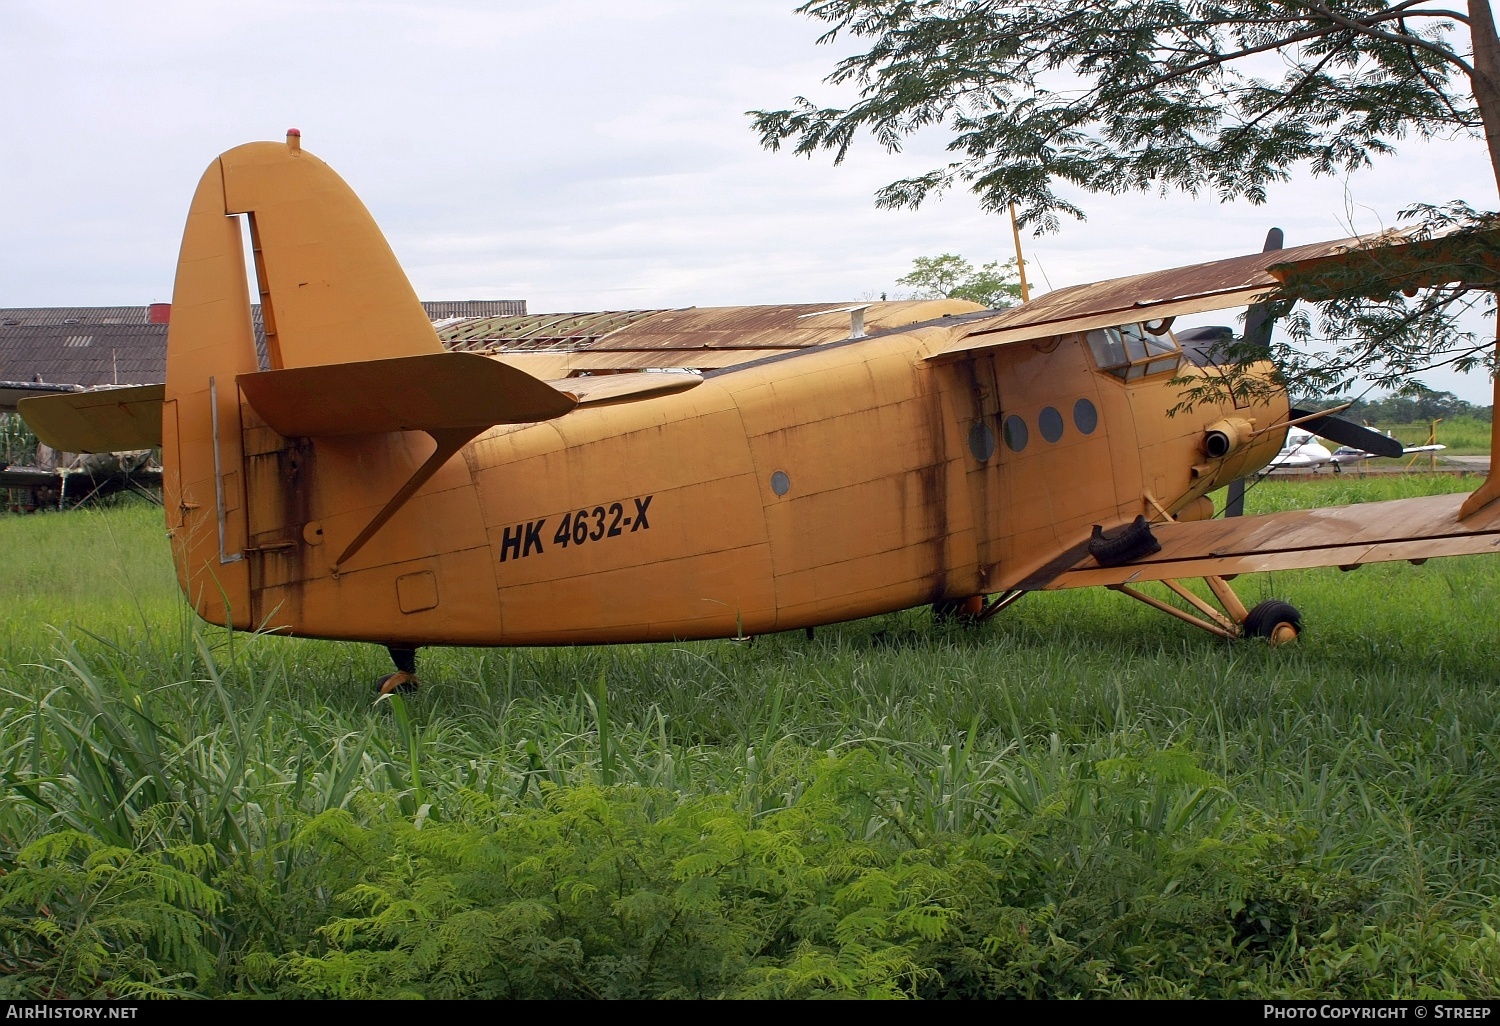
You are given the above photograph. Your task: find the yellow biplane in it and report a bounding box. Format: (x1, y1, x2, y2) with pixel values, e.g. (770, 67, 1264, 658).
(21, 133, 1500, 692)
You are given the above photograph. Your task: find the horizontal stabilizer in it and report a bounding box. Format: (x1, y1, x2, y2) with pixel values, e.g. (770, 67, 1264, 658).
(237, 352, 578, 437)
(18, 384, 165, 453)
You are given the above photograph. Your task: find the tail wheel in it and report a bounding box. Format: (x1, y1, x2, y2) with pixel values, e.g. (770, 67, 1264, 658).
(376, 670, 419, 695)
(932, 595, 986, 625)
(1243, 600, 1302, 646)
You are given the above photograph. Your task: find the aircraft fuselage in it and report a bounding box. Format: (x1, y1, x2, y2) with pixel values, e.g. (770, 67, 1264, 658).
(208, 322, 1284, 646)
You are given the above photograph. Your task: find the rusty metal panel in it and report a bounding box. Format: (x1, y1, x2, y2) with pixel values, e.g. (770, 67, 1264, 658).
(445, 300, 983, 365)
(440, 309, 667, 350)
(554, 370, 701, 408)
(931, 229, 1499, 362)
(591, 299, 981, 352)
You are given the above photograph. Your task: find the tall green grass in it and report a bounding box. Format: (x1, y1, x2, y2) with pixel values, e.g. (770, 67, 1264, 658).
(2, 482, 1499, 997)
(1318, 414, 1493, 458)
(1376, 415, 1492, 455)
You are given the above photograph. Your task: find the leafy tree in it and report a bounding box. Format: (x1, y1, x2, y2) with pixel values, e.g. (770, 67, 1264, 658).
(751, 1, 1500, 409)
(897, 253, 1023, 308)
(1333, 381, 1494, 420)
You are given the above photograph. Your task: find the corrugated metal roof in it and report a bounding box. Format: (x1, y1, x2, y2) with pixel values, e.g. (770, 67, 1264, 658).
(441, 310, 667, 351)
(0, 307, 154, 327)
(441, 300, 981, 372)
(419, 300, 527, 319)
(0, 300, 528, 385)
(0, 324, 167, 386)
(256, 301, 523, 364)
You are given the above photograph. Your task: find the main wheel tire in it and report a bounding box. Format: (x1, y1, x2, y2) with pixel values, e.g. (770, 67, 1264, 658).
(1088, 515, 1162, 567)
(376, 670, 419, 695)
(1243, 600, 1302, 644)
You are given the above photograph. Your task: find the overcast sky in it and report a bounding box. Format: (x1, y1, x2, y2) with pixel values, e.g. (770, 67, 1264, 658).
(3, 0, 1496, 400)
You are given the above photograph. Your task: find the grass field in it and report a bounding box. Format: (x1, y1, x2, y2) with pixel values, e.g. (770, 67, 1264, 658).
(1332, 414, 1493, 457)
(2, 476, 1499, 998)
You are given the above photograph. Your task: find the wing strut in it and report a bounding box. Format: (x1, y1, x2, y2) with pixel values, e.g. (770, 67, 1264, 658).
(237, 352, 578, 570)
(1460, 344, 1500, 518)
(333, 426, 482, 570)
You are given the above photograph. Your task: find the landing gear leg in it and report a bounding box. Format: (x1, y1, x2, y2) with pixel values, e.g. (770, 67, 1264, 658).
(1242, 599, 1303, 645)
(1110, 574, 1300, 645)
(376, 644, 420, 695)
(932, 590, 1025, 626)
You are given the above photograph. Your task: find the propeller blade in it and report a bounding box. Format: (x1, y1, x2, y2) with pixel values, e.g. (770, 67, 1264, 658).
(1226, 477, 1246, 518)
(1224, 228, 1286, 518)
(1242, 227, 1283, 349)
(1288, 407, 1405, 458)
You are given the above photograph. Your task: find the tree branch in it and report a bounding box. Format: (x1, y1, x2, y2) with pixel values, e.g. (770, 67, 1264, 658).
(1401, 18, 1482, 123)
(1298, 1, 1476, 75)
(1238, 49, 1341, 132)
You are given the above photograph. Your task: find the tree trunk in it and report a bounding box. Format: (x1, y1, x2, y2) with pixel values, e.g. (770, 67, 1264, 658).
(1460, 0, 1500, 516)
(1470, 0, 1500, 193)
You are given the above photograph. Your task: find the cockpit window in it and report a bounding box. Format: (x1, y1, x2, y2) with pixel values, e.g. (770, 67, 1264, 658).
(1086, 323, 1182, 381)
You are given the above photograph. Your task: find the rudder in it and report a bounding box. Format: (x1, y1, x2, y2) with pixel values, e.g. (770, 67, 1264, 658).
(165, 131, 443, 627)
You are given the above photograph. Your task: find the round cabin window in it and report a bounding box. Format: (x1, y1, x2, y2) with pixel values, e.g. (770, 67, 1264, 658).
(770, 470, 791, 496)
(1003, 415, 1029, 452)
(1073, 397, 1098, 434)
(968, 421, 996, 462)
(1038, 406, 1064, 443)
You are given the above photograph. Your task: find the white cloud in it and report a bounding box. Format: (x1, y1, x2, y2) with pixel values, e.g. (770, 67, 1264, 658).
(1, 0, 1495, 399)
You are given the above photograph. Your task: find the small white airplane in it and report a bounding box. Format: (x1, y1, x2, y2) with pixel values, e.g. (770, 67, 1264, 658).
(1331, 438, 1446, 468)
(1266, 426, 1335, 471)
(1264, 426, 1446, 473)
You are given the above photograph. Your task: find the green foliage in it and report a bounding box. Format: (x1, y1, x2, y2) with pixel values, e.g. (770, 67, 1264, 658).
(896, 254, 1022, 309)
(1335, 384, 1493, 428)
(751, 2, 1482, 228)
(1262, 203, 1500, 401)
(1375, 415, 1492, 455)
(755, 7, 1500, 424)
(1, 485, 1500, 996)
(0, 828, 220, 997)
(1, 412, 39, 466)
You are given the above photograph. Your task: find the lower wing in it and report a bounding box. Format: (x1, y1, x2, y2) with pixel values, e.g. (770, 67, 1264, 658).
(1045, 492, 1500, 590)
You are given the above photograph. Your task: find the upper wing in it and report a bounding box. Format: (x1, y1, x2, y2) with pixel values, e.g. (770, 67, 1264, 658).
(927, 226, 1500, 362)
(1042, 492, 1500, 591)
(442, 300, 984, 373)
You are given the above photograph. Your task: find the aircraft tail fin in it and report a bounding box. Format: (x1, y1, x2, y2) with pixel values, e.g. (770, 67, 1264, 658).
(164, 130, 449, 629)
(220, 133, 443, 369)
